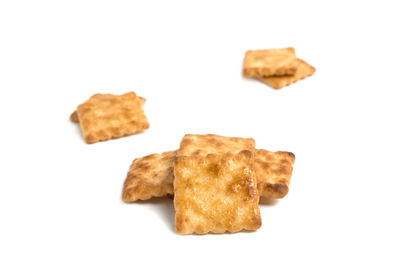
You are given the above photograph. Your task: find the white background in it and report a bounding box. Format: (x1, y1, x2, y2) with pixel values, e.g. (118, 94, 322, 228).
(1, 1, 399, 267)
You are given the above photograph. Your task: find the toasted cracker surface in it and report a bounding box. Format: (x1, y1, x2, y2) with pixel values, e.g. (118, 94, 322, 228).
(243, 48, 298, 77)
(122, 151, 176, 202)
(258, 59, 316, 89)
(177, 134, 255, 157)
(74, 92, 149, 143)
(255, 149, 295, 198)
(174, 151, 261, 234)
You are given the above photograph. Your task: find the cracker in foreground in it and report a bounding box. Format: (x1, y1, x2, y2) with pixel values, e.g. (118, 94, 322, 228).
(122, 151, 176, 202)
(255, 149, 295, 198)
(174, 150, 261, 234)
(258, 59, 316, 89)
(74, 92, 149, 143)
(243, 48, 298, 78)
(177, 134, 255, 157)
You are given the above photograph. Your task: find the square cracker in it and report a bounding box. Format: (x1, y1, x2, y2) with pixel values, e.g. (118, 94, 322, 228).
(243, 48, 298, 78)
(255, 149, 295, 199)
(74, 92, 149, 143)
(177, 134, 255, 157)
(174, 150, 261, 234)
(122, 151, 176, 202)
(258, 59, 316, 89)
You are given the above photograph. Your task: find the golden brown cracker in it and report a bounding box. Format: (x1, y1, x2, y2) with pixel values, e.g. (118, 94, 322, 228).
(74, 92, 149, 143)
(255, 149, 295, 198)
(177, 134, 256, 157)
(174, 150, 261, 234)
(122, 151, 176, 202)
(243, 48, 298, 77)
(258, 59, 316, 89)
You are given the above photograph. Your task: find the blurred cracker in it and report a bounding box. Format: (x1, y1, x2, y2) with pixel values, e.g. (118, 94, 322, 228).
(255, 149, 295, 198)
(70, 96, 146, 123)
(174, 150, 261, 234)
(177, 134, 255, 157)
(258, 59, 316, 89)
(74, 92, 149, 143)
(122, 151, 176, 202)
(243, 48, 298, 77)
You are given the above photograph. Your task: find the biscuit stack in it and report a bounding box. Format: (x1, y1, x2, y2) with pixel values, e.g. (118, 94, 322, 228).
(243, 47, 315, 89)
(122, 134, 295, 234)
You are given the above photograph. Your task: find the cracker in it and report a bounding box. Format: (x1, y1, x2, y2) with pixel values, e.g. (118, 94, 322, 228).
(243, 48, 298, 78)
(73, 92, 149, 143)
(258, 59, 316, 89)
(174, 150, 261, 234)
(122, 151, 176, 202)
(177, 134, 255, 157)
(255, 149, 295, 198)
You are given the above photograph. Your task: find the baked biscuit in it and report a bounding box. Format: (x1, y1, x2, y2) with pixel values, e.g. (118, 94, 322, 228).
(255, 149, 295, 198)
(258, 59, 316, 89)
(243, 48, 298, 77)
(177, 134, 255, 157)
(174, 151, 261, 234)
(72, 92, 149, 143)
(122, 151, 176, 202)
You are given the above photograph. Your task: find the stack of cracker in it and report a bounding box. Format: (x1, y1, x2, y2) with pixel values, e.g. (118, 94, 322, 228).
(243, 47, 316, 89)
(70, 92, 149, 143)
(122, 134, 295, 235)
